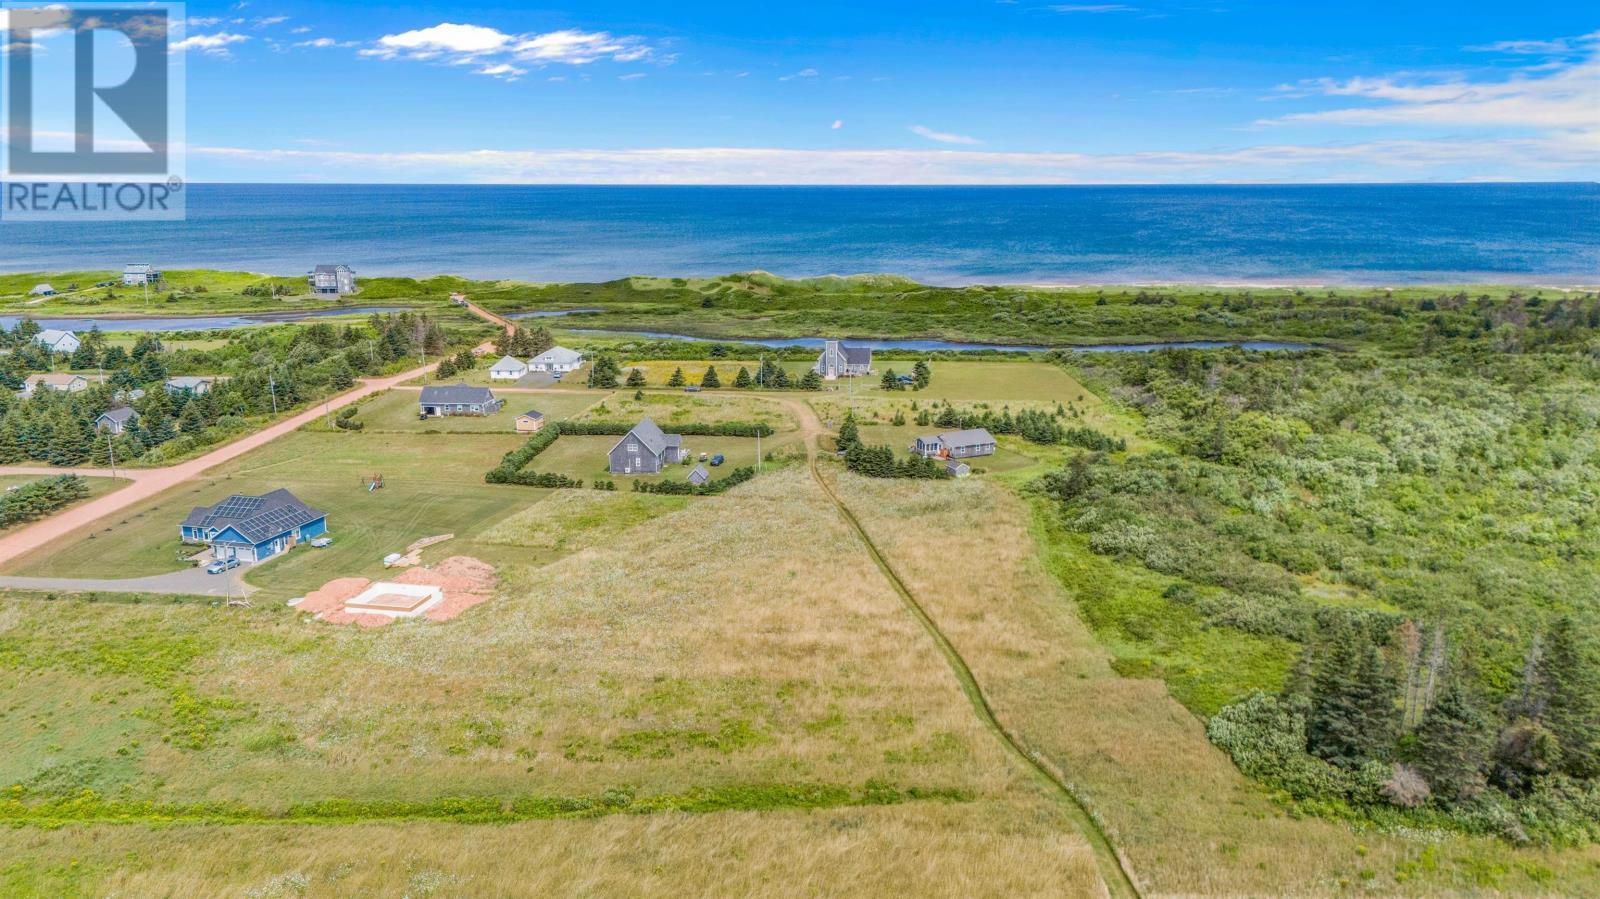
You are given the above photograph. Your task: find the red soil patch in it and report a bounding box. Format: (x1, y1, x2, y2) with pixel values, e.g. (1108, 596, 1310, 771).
(295, 556, 497, 627)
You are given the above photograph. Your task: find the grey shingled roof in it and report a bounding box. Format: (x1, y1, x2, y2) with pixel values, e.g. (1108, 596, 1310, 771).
(520, 410, 544, 419)
(841, 344, 872, 364)
(687, 464, 710, 486)
(939, 428, 996, 449)
(628, 417, 669, 455)
(182, 488, 324, 545)
(419, 383, 497, 405)
(313, 264, 350, 274)
(99, 407, 138, 424)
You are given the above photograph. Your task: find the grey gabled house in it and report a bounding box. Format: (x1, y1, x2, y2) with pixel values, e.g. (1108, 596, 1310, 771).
(609, 416, 687, 475)
(308, 264, 357, 296)
(687, 464, 710, 487)
(419, 383, 503, 417)
(95, 406, 139, 434)
(912, 427, 998, 460)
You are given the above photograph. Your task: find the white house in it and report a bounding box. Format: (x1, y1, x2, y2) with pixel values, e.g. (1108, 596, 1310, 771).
(529, 346, 584, 373)
(122, 264, 161, 286)
(34, 329, 80, 354)
(489, 355, 529, 381)
(165, 376, 217, 395)
(28, 284, 55, 297)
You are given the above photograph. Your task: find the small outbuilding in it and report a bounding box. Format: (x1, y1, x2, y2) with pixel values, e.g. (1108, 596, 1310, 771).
(95, 407, 140, 434)
(419, 383, 503, 417)
(515, 410, 545, 433)
(947, 460, 972, 478)
(489, 355, 529, 381)
(28, 283, 56, 297)
(687, 464, 710, 487)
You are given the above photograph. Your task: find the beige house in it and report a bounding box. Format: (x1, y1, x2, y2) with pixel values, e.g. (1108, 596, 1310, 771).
(22, 373, 91, 396)
(515, 410, 545, 433)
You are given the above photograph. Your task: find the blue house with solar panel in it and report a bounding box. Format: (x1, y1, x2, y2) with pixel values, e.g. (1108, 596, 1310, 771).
(179, 488, 327, 564)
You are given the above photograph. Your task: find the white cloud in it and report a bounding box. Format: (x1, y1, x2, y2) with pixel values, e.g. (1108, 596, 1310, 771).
(910, 124, 982, 145)
(618, 72, 646, 81)
(363, 22, 657, 74)
(253, 16, 288, 29)
(1260, 38, 1600, 133)
(189, 135, 1598, 184)
(832, 120, 844, 130)
(374, 22, 512, 58)
(1048, 4, 1138, 12)
(779, 67, 819, 81)
(294, 37, 339, 49)
(476, 62, 525, 80)
(513, 29, 651, 64)
(173, 33, 249, 57)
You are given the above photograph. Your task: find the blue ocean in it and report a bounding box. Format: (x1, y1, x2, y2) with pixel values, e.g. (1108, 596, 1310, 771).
(1, 183, 1595, 285)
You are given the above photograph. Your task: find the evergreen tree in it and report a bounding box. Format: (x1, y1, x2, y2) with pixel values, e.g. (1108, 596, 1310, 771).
(436, 358, 457, 379)
(667, 367, 686, 388)
(733, 366, 753, 389)
(771, 367, 791, 388)
(178, 402, 206, 435)
(799, 369, 822, 391)
(1303, 625, 1401, 769)
(1536, 617, 1600, 779)
(881, 368, 899, 391)
(70, 341, 98, 370)
(913, 359, 932, 390)
(587, 356, 621, 389)
(701, 366, 721, 389)
(0, 416, 22, 464)
(1412, 680, 1494, 802)
(626, 367, 647, 388)
(329, 361, 356, 390)
(837, 411, 861, 452)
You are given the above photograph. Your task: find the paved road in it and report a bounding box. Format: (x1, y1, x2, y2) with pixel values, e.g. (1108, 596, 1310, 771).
(0, 303, 516, 575)
(0, 564, 253, 598)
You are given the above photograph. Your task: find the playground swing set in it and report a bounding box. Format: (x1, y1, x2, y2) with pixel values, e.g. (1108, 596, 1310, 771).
(364, 474, 384, 492)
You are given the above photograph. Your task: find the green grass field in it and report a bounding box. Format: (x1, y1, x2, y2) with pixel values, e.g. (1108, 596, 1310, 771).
(5, 430, 537, 598)
(315, 389, 607, 434)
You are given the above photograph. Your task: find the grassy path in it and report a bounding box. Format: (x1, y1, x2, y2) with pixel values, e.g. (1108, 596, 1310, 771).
(765, 394, 1141, 899)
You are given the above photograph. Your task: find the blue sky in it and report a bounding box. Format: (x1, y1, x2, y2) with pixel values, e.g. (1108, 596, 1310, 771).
(9, 1, 1599, 182)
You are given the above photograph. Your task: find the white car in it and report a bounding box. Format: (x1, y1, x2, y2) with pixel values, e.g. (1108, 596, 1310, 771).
(310, 537, 333, 548)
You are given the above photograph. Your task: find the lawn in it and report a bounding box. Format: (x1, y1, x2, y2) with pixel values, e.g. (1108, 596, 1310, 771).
(532, 434, 772, 483)
(577, 390, 798, 432)
(315, 388, 607, 434)
(5, 429, 536, 598)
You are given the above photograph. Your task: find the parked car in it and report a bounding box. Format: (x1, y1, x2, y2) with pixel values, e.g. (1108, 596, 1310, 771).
(206, 558, 240, 574)
(710, 454, 726, 466)
(310, 537, 333, 548)
(683, 386, 702, 392)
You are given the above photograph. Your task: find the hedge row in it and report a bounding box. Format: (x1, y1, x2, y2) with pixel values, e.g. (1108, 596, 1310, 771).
(632, 465, 758, 495)
(0, 475, 89, 528)
(555, 420, 775, 438)
(484, 426, 583, 488)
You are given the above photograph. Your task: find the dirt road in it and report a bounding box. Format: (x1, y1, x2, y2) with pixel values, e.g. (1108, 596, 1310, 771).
(0, 304, 517, 571)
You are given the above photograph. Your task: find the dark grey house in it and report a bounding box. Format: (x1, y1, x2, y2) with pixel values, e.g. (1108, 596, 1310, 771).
(813, 340, 873, 379)
(419, 383, 503, 417)
(308, 264, 357, 296)
(912, 427, 997, 460)
(95, 406, 139, 434)
(609, 417, 687, 475)
(687, 464, 710, 487)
